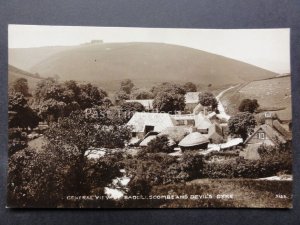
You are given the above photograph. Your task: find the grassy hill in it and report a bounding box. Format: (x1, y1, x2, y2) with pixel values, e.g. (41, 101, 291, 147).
(220, 75, 292, 121)
(9, 42, 277, 88)
(8, 65, 45, 91)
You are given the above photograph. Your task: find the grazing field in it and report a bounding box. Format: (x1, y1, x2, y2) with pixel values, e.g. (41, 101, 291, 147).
(221, 76, 292, 121)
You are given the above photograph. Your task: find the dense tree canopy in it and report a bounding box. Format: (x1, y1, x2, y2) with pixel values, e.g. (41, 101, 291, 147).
(228, 112, 256, 140)
(11, 78, 31, 97)
(198, 92, 218, 111)
(238, 99, 259, 113)
(120, 101, 145, 112)
(9, 91, 39, 129)
(131, 89, 154, 100)
(120, 79, 134, 94)
(183, 82, 197, 92)
(152, 83, 186, 113)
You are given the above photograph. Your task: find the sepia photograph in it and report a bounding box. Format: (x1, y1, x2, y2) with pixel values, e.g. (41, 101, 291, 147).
(7, 25, 292, 208)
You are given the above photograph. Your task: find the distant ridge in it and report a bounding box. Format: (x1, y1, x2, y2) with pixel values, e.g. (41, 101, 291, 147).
(9, 42, 278, 86)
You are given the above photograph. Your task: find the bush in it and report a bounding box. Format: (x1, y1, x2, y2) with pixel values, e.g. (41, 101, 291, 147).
(146, 135, 174, 153)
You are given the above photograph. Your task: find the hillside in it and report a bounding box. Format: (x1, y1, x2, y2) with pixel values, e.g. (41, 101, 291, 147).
(9, 46, 73, 71)
(9, 42, 277, 87)
(8, 65, 45, 91)
(220, 76, 292, 121)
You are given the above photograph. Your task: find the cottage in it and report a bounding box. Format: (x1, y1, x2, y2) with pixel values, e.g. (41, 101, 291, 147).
(125, 99, 154, 111)
(178, 132, 209, 151)
(195, 113, 212, 134)
(126, 112, 175, 139)
(240, 112, 292, 160)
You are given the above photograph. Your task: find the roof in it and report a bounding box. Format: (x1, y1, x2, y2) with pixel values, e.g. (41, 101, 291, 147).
(244, 124, 286, 144)
(127, 112, 175, 133)
(139, 135, 157, 147)
(273, 120, 292, 140)
(185, 92, 201, 104)
(158, 126, 191, 143)
(195, 113, 212, 130)
(179, 132, 209, 147)
(208, 123, 223, 137)
(171, 114, 195, 121)
(193, 103, 204, 114)
(125, 99, 154, 110)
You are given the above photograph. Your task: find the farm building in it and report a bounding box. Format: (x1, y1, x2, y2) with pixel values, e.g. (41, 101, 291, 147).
(126, 112, 175, 139)
(178, 132, 209, 151)
(157, 126, 191, 143)
(195, 113, 212, 134)
(207, 123, 223, 143)
(171, 114, 195, 126)
(184, 92, 201, 112)
(242, 124, 288, 160)
(125, 99, 154, 111)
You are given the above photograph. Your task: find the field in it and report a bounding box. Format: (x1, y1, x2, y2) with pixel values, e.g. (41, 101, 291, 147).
(220, 76, 292, 121)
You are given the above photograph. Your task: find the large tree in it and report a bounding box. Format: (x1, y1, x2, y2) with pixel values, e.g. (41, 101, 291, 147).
(228, 112, 256, 140)
(120, 79, 134, 94)
(183, 82, 197, 92)
(198, 92, 218, 111)
(11, 78, 31, 97)
(9, 91, 39, 129)
(131, 89, 154, 100)
(152, 83, 186, 113)
(238, 99, 259, 113)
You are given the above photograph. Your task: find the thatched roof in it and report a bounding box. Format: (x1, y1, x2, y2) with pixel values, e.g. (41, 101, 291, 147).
(273, 120, 292, 140)
(158, 126, 191, 143)
(179, 132, 209, 147)
(139, 135, 157, 147)
(127, 112, 175, 133)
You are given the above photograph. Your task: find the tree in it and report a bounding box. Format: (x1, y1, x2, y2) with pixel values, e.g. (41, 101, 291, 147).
(198, 92, 218, 111)
(115, 90, 130, 103)
(183, 82, 197, 92)
(120, 79, 134, 94)
(238, 99, 259, 113)
(131, 89, 154, 100)
(120, 102, 145, 112)
(9, 91, 39, 129)
(11, 78, 31, 97)
(146, 135, 174, 153)
(228, 112, 256, 140)
(152, 83, 186, 113)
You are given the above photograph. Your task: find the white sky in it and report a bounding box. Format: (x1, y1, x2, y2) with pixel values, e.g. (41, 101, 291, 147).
(8, 25, 290, 73)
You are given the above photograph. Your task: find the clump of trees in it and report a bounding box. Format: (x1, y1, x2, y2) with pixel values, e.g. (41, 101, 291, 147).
(120, 101, 145, 112)
(238, 99, 259, 113)
(10, 78, 31, 97)
(152, 83, 186, 113)
(146, 135, 174, 153)
(198, 92, 218, 111)
(228, 112, 256, 140)
(131, 89, 154, 100)
(183, 82, 197, 92)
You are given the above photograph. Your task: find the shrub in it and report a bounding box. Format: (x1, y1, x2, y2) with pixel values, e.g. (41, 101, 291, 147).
(146, 135, 174, 153)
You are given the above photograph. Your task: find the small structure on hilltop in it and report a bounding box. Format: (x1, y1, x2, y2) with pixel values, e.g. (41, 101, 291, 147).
(184, 92, 201, 113)
(125, 99, 154, 111)
(127, 112, 175, 139)
(241, 112, 290, 160)
(178, 132, 209, 151)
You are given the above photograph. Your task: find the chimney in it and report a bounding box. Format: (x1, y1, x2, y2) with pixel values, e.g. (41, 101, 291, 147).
(264, 112, 273, 127)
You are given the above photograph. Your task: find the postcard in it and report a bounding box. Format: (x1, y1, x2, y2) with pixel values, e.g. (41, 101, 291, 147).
(7, 25, 292, 208)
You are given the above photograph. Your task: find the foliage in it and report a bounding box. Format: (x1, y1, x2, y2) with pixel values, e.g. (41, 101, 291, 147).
(9, 91, 39, 129)
(238, 99, 259, 113)
(120, 79, 134, 94)
(131, 89, 154, 100)
(228, 112, 256, 140)
(198, 92, 218, 111)
(146, 135, 174, 153)
(115, 90, 130, 102)
(152, 83, 186, 113)
(8, 129, 28, 156)
(11, 78, 31, 97)
(183, 82, 197, 92)
(120, 101, 145, 112)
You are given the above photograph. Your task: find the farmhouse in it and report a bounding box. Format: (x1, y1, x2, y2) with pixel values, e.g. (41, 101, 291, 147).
(126, 112, 175, 139)
(195, 113, 212, 134)
(125, 99, 154, 111)
(241, 113, 290, 160)
(171, 114, 195, 126)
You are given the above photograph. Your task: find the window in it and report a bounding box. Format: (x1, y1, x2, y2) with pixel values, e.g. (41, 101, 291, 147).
(257, 132, 265, 139)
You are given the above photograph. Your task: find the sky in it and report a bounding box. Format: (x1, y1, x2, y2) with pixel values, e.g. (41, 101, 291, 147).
(8, 25, 290, 73)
